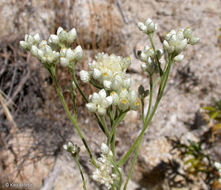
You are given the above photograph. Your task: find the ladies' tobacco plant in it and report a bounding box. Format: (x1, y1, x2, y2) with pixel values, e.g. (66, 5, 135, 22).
(20, 18, 199, 190)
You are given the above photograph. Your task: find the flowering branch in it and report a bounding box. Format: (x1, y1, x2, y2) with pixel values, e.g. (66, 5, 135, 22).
(20, 18, 199, 190)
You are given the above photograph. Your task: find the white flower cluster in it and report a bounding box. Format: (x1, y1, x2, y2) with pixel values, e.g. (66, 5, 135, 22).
(139, 45, 163, 74)
(86, 89, 113, 115)
(214, 161, 221, 184)
(137, 18, 157, 35)
(163, 27, 200, 62)
(92, 143, 120, 189)
(80, 53, 131, 89)
(81, 53, 140, 114)
(111, 89, 139, 111)
(20, 27, 83, 67)
(20, 34, 41, 51)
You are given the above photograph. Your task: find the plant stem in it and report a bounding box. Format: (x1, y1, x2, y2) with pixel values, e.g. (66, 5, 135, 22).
(71, 91, 77, 120)
(101, 116, 110, 139)
(108, 111, 127, 161)
(141, 98, 145, 123)
(74, 155, 87, 190)
(50, 69, 98, 168)
(117, 60, 172, 167)
(123, 137, 142, 190)
(108, 111, 127, 146)
(149, 34, 163, 76)
(145, 74, 153, 124)
(117, 99, 159, 166)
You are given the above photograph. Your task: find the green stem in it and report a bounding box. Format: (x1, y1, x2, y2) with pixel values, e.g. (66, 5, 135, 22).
(108, 111, 127, 146)
(149, 34, 163, 76)
(123, 137, 142, 190)
(50, 68, 98, 168)
(158, 60, 173, 99)
(117, 100, 159, 166)
(141, 98, 145, 123)
(74, 155, 87, 190)
(71, 91, 77, 120)
(90, 79, 103, 89)
(109, 111, 127, 161)
(101, 116, 110, 139)
(145, 74, 153, 124)
(111, 129, 116, 160)
(107, 106, 114, 126)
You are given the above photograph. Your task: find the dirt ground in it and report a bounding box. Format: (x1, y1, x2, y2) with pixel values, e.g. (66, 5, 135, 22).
(0, 0, 221, 190)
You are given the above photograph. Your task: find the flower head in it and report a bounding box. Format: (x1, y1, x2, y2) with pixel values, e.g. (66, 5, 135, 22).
(163, 28, 199, 62)
(137, 18, 157, 34)
(60, 46, 83, 67)
(63, 141, 80, 157)
(86, 89, 113, 115)
(83, 53, 131, 91)
(20, 27, 82, 67)
(20, 33, 41, 51)
(57, 27, 77, 44)
(92, 143, 120, 189)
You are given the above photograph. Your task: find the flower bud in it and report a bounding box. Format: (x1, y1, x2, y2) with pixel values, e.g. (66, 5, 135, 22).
(33, 33, 41, 43)
(60, 57, 69, 67)
(31, 45, 38, 56)
(119, 88, 128, 99)
(156, 49, 163, 59)
(105, 96, 113, 107)
(177, 29, 184, 40)
(73, 45, 83, 61)
(91, 93, 100, 104)
(57, 27, 64, 35)
(48, 34, 59, 45)
(163, 40, 170, 49)
(67, 28, 77, 43)
(110, 91, 119, 104)
(183, 27, 192, 39)
(103, 80, 112, 89)
(137, 22, 147, 33)
(39, 40, 47, 49)
(101, 143, 109, 155)
(145, 18, 157, 34)
(123, 78, 131, 89)
(93, 68, 102, 79)
(99, 89, 107, 99)
(128, 90, 137, 102)
(140, 52, 148, 62)
(189, 37, 200, 45)
(174, 54, 184, 62)
(141, 63, 147, 71)
(122, 56, 131, 70)
(112, 75, 122, 90)
(118, 98, 129, 111)
(63, 141, 80, 156)
(86, 103, 97, 112)
(97, 105, 106, 115)
(19, 41, 27, 50)
(37, 49, 44, 58)
(131, 100, 140, 110)
(79, 70, 90, 83)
